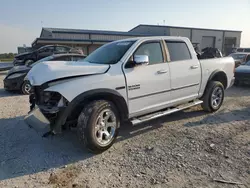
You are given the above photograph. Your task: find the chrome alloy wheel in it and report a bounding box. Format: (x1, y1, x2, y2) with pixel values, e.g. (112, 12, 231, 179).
(94, 109, 117, 146)
(211, 86, 223, 108)
(24, 83, 31, 94)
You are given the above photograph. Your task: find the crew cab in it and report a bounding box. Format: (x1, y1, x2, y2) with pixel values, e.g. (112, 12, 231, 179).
(25, 36, 235, 153)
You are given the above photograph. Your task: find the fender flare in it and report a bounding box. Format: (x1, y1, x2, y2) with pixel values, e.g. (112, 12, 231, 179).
(206, 69, 228, 89)
(208, 69, 225, 79)
(52, 89, 128, 133)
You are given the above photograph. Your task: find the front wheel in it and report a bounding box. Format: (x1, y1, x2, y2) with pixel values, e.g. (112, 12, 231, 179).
(21, 81, 32, 95)
(77, 100, 120, 153)
(201, 81, 224, 112)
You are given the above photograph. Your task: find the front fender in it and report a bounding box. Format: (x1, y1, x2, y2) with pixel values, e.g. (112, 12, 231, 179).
(51, 88, 128, 133)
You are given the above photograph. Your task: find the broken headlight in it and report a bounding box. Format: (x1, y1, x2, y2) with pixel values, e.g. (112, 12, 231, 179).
(42, 91, 68, 107)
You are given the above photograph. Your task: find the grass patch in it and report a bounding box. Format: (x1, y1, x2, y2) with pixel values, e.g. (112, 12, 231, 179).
(0, 58, 13, 62)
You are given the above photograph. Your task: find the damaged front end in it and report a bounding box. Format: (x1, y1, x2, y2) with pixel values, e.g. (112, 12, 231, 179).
(25, 86, 69, 135)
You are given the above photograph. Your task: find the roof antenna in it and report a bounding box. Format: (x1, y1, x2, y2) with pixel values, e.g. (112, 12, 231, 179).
(163, 20, 165, 25)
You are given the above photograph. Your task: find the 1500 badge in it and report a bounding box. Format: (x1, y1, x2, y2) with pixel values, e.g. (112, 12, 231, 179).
(128, 84, 140, 90)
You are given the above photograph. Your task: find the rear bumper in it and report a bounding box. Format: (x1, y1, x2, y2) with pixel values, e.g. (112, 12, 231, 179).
(24, 106, 51, 132)
(229, 77, 235, 87)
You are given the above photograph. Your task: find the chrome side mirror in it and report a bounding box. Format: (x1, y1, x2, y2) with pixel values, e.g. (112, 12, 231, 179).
(134, 55, 149, 65)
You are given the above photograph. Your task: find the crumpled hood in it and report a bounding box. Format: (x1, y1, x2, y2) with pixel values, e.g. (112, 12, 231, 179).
(27, 61, 110, 86)
(235, 65, 250, 73)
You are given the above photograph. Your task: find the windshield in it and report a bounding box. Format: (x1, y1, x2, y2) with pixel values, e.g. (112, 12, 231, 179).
(230, 53, 246, 60)
(30, 55, 54, 67)
(83, 41, 135, 64)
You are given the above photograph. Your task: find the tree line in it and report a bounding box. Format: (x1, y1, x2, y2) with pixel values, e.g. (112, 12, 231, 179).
(0, 53, 17, 59)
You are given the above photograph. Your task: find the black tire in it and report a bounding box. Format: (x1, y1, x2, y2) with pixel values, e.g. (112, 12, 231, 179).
(21, 81, 32, 95)
(77, 100, 120, 153)
(201, 81, 224, 112)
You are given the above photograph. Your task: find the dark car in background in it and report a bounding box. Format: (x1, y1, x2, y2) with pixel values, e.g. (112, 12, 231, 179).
(13, 45, 83, 66)
(4, 53, 86, 94)
(229, 52, 250, 67)
(235, 60, 250, 86)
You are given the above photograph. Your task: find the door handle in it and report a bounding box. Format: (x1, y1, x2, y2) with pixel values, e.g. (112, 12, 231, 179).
(190, 65, 199, 69)
(157, 70, 168, 74)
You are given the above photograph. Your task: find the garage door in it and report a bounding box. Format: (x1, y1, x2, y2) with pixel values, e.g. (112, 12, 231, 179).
(201, 36, 215, 50)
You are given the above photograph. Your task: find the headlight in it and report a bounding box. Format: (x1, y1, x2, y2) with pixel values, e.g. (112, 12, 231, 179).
(42, 91, 68, 107)
(7, 73, 26, 79)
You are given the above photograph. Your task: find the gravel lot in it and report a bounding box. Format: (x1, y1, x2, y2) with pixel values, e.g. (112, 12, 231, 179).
(0, 71, 249, 188)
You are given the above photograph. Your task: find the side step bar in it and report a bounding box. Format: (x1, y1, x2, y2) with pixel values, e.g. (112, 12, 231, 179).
(131, 100, 203, 125)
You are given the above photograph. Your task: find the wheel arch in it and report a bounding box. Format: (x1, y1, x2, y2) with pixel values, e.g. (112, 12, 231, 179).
(208, 70, 228, 89)
(54, 89, 129, 131)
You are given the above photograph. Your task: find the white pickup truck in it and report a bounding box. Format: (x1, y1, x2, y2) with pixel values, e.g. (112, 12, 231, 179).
(25, 36, 235, 153)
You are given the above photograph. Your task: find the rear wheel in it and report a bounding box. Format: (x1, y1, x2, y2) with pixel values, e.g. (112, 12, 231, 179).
(21, 81, 32, 95)
(201, 81, 224, 112)
(77, 100, 120, 153)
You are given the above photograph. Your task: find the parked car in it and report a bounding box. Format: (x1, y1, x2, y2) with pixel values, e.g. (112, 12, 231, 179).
(4, 54, 86, 94)
(13, 45, 82, 66)
(228, 52, 250, 67)
(235, 48, 250, 53)
(25, 36, 235, 153)
(234, 60, 250, 85)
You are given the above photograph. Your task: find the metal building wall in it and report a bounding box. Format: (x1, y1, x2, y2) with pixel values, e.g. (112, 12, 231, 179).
(129, 25, 170, 35)
(90, 34, 134, 41)
(191, 29, 224, 50)
(40, 30, 53, 38)
(52, 33, 89, 40)
(169, 28, 191, 39)
(224, 31, 241, 47)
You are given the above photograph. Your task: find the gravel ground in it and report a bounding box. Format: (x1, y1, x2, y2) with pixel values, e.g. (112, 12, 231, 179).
(0, 71, 249, 188)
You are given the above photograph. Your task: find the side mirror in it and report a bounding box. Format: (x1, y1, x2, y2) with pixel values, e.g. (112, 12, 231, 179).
(134, 55, 149, 65)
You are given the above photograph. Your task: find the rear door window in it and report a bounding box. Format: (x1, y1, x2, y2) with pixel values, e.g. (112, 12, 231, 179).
(165, 41, 191, 61)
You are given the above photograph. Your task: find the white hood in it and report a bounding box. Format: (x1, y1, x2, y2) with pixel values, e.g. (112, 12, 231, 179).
(27, 61, 110, 86)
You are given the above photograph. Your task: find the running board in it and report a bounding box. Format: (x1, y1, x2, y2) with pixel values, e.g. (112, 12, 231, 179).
(131, 100, 203, 125)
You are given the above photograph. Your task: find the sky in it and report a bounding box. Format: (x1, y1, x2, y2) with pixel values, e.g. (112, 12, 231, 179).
(0, 0, 249, 53)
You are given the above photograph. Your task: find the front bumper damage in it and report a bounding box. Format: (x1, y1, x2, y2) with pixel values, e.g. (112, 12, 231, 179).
(24, 106, 51, 133)
(24, 91, 68, 135)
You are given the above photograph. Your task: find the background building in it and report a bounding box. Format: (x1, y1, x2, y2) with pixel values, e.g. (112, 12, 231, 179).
(17, 46, 33, 54)
(31, 24, 242, 55)
(129, 25, 242, 55)
(32, 28, 146, 55)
